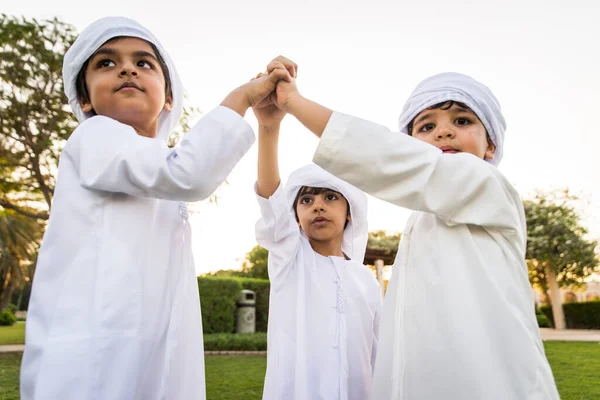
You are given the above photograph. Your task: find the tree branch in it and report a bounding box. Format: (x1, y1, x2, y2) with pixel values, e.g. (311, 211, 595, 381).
(0, 199, 48, 220)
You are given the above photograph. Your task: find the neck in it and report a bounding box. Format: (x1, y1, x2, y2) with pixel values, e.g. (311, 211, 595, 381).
(131, 120, 159, 138)
(308, 235, 345, 258)
(111, 113, 160, 138)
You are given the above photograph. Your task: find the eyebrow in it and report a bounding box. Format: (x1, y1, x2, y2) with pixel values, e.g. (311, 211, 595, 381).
(90, 48, 159, 62)
(453, 106, 474, 114)
(413, 112, 432, 126)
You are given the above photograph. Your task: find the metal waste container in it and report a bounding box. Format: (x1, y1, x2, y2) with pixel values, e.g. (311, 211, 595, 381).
(236, 289, 256, 333)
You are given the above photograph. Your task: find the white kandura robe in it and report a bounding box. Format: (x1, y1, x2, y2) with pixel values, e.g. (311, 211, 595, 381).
(313, 112, 560, 400)
(21, 106, 254, 400)
(256, 179, 382, 400)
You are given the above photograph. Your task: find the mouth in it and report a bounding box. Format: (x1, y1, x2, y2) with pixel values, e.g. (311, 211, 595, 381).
(117, 81, 143, 92)
(439, 146, 460, 154)
(311, 216, 330, 226)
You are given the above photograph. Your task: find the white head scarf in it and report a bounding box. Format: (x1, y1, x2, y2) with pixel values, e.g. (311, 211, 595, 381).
(397, 72, 506, 166)
(62, 16, 183, 141)
(285, 164, 368, 263)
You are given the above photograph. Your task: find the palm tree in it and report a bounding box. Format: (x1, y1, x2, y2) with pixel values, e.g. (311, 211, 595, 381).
(0, 210, 42, 310)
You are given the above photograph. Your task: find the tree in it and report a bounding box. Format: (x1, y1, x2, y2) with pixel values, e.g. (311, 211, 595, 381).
(241, 245, 269, 280)
(525, 191, 599, 330)
(366, 230, 401, 294)
(0, 210, 42, 309)
(367, 230, 401, 254)
(0, 14, 79, 220)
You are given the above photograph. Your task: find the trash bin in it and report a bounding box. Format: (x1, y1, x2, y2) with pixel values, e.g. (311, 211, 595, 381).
(236, 289, 256, 333)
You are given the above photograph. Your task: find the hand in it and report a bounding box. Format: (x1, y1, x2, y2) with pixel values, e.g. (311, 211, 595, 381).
(221, 57, 295, 117)
(266, 57, 301, 113)
(252, 72, 286, 127)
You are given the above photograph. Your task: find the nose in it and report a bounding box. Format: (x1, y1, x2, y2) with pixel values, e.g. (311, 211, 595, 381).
(119, 61, 138, 77)
(435, 122, 456, 140)
(312, 196, 325, 212)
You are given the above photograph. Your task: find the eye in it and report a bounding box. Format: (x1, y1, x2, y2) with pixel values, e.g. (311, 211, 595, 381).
(137, 60, 153, 69)
(455, 117, 471, 126)
(98, 59, 115, 68)
(418, 123, 435, 132)
(325, 193, 338, 201)
(300, 196, 312, 205)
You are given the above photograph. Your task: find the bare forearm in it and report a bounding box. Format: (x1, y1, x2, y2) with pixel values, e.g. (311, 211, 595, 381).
(257, 124, 281, 198)
(286, 95, 333, 138)
(221, 87, 250, 117)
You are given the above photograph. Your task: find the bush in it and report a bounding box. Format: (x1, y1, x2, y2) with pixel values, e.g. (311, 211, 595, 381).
(6, 304, 17, 314)
(203, 332, 267, 351)
(540, 301, 600, 329)
(0, 310, 17, 326)
(198, 277, 242, 334)
(536, 312, 550, 328)
(236, 278, 270, 332)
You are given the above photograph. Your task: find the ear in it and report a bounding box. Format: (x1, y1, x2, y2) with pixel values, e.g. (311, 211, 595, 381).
(80, 99, 93, 113)
(484, 136, 496, 161)
(163, 95, 173, 111)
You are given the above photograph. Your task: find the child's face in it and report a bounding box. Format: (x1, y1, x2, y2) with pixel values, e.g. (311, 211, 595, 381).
(80, 37, 172, 137)
(295, 188, 351, 245)
(411, 103, 495, 161)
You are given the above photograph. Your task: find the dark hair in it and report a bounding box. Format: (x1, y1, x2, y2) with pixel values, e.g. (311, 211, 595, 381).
(75, 37, 172, 115)
(293, 186, 351, 228)
(407, 100, 494, 148)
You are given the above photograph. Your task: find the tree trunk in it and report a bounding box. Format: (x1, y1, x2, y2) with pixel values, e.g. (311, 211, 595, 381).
(375, 259, 385, 298)
(545, 266, 566, 330)
(0, 276, 16, 311)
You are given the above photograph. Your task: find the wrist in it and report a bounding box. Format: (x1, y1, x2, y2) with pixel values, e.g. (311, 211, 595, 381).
(284, 92, 304, 115)
(258, 122, 281, 134)
(221, 87, 250, 117)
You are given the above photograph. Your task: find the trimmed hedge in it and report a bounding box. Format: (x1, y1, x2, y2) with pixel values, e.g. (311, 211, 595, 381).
(198, 276, 271, 334)
(0, 310, 16, 326)
(536, 312, 550, 328)
(203, 332, 267, 351)
(540, 301, 600, 329)
(198, 277, 242, 334)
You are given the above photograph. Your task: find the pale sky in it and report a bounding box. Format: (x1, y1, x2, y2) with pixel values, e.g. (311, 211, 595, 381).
(6, 0, 600, 274)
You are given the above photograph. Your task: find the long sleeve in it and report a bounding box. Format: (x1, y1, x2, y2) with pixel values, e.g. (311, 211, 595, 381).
(371, 292, 382, 373)
(255, 183, 301, 286)
(313, 112, 525, 239)
(64, 106, 255, 202)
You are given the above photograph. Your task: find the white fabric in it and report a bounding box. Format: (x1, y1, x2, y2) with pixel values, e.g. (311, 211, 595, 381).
(314, 112, 560, 400)
(20, 104, 255, 399)
(62, 16, 183, 141)
(256, 164, 382, 400)
(397, 72, 506, 166)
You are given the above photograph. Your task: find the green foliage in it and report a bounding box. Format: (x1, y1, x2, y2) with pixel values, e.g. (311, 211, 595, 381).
(241, 245, 269, 280)
(540, 301, 600, 329)
(536, 312, 550, 328)
(0, 15, 78, 219)
(198, 277, 242, 334)
(0, 210, 42, 309)
(0, 309, 16, 326)
(525, 191, 598, 290)
(203, 332, 267, 351)
(198, 276, 270, 333)
(367, 230, 401, 254)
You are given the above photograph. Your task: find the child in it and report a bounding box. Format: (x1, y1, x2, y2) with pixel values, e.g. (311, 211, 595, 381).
(252, 72, 382, 400)
(19, 18, 294, 400)
(266, 58, 560, 399)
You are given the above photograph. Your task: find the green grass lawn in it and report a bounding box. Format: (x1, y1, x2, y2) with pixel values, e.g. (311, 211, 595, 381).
(0, 323, 24, 346)
(544, 341, 600, 400)
(0, 341, 597, 399)
(205, 355, 266, 399)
